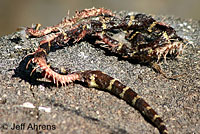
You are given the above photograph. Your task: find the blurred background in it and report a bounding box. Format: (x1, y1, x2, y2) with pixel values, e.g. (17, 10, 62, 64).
(0, 0, 199, 36)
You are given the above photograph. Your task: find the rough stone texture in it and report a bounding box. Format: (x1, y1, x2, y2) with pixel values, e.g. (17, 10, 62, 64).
(0, 11, 199, 134)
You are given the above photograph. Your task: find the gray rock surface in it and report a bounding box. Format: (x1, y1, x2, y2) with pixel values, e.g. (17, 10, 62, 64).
(0, 11, 199, 134)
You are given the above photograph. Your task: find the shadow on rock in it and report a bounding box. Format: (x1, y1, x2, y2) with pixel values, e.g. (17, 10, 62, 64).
(12, 55, 54, 88)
